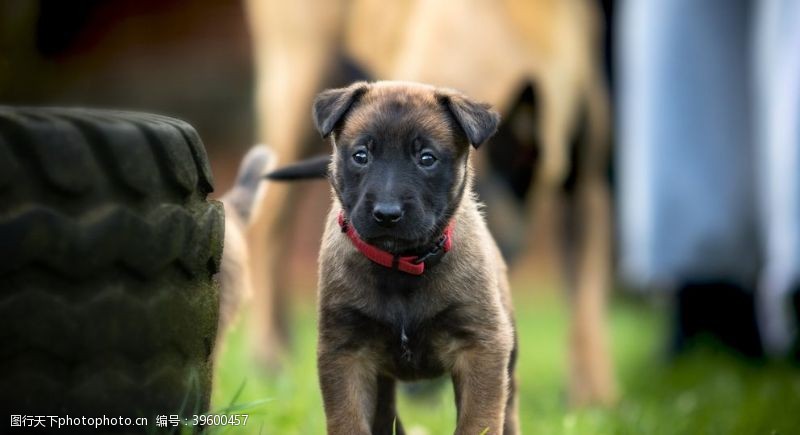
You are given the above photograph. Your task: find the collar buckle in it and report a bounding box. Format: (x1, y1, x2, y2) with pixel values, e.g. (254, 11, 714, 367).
(411, 234, 448, 267)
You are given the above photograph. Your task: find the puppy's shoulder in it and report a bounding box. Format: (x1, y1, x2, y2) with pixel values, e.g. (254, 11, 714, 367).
(449, 194, 512, 305)
(452, 195, 505, 265)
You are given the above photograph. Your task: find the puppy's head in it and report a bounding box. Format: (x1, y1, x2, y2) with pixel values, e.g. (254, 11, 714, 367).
(313, 81, 500, 252)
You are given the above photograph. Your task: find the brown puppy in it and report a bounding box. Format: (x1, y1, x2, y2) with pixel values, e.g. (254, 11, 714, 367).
(310, 81, 517, 434)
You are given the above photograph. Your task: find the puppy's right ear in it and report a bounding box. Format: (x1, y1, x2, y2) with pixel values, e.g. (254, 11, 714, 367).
(312, 82, 369, 138)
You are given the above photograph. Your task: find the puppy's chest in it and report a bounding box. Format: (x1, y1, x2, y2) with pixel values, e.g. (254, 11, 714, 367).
(348, 295, 473, 381)
(381, 302, 470, 380)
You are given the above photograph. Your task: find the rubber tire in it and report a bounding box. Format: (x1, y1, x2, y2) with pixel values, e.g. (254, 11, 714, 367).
(0, 107, 224, 422)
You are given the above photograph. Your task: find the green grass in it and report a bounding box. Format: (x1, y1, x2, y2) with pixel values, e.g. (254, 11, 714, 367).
(211, 290, 800, 434)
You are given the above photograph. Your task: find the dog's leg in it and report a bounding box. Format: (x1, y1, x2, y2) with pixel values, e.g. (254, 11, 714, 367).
(246, 181, 302, 367)
(561, 82, 616, 407)
(537, 63, 584, 190)
(564, 177, 616, 407)
(245, 0, 345, 368)
(317, 350, 377, 435)
(371, 375, 404, 435)
(452, 345, 510, 435)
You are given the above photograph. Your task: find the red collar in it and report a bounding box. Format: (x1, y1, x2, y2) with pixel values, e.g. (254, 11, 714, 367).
(337, 211, 453, 275)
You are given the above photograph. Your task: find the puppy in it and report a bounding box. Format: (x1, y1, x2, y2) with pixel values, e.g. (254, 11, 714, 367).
(299, 81, 518, 434)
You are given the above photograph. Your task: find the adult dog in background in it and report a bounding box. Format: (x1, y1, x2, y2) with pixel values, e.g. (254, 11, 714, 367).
(245, 0, 615, 406)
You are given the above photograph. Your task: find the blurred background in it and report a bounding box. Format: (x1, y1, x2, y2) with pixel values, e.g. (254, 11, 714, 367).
(2, 0, 799, 433)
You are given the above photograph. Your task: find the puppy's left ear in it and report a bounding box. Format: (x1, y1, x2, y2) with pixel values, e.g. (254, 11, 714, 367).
(438, 90, 501, 148)
(313, 82, 370, 138)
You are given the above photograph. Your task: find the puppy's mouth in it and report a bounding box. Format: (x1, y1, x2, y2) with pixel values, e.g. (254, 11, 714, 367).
(362, 234, 426, 254)
(351, 222, 437, 254)
(346, 210, 441, 254)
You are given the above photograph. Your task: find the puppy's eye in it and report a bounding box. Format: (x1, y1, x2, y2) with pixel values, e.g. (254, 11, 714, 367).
(352, 149, 369, 165)
(419, 152, 437, 168)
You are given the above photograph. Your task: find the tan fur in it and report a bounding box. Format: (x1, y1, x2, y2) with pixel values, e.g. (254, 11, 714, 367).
(244, 0, 344, 365)
(318, 195, 515, 434)
(215, 145, 274, 363)
(247, 0, 616, 406)
(566, 165, 616, 406)
(317, 346, 379, 434)
(217, 206, 252, 343)
(315, 83, 517, 434)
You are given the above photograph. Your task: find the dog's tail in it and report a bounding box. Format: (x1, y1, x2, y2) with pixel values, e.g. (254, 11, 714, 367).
(223, 144, 275, 221)
(265, 154, 330, 180)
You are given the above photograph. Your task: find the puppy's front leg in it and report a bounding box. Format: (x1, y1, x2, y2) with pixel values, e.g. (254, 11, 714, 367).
(318, 348, 376, 435)
(452, 344, 511, 435)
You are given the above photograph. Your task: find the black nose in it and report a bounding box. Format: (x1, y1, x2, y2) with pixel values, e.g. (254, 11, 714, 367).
(372, 203, 404, 226)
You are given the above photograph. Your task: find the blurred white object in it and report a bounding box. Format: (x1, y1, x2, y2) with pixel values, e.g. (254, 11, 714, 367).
(618, 0, 800, 354)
